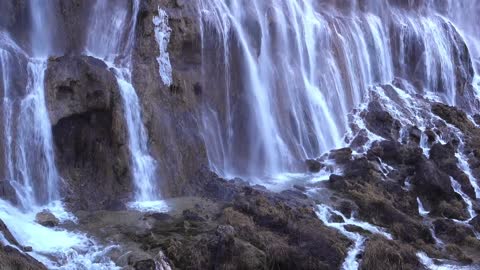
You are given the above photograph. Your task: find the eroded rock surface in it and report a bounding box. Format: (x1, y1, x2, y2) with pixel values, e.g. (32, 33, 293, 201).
(45, 55, 131, 210)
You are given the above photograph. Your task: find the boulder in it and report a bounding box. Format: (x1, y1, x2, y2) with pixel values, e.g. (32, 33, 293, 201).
(35, 210, 59, 227)
(412, 159, 456, 201)
(306, 159, 323, 173)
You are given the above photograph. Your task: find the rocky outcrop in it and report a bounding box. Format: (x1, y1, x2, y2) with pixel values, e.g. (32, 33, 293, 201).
(325, 85, 480, 265)
(132, 0, 208, 197)
(363, 100, 401, 140)
(74, 178, 350, 270)
(45, 55, 131, 210)
(45, 55, 118, 126)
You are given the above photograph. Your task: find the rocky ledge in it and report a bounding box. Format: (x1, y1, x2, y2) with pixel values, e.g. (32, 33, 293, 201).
(71, 175, 351, 270)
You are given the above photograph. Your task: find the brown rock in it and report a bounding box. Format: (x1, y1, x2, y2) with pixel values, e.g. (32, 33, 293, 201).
(35, 209, 59, 227)
(360, 236, 423, 270)
(46, 55, 131, 210)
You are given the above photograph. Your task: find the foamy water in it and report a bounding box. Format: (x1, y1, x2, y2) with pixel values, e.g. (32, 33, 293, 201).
(0, 199, 119, 269)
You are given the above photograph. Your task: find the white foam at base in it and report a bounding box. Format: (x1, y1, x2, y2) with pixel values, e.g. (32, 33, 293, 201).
(127, 200, 170, 213)
(0, 199, 119, 269)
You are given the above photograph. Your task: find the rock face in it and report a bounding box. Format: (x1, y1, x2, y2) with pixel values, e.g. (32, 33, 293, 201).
(45, 56, 116, 126)
(1, 0, 480, 269)
(131, 0, 208, 197)
(45, 55, 131, 210)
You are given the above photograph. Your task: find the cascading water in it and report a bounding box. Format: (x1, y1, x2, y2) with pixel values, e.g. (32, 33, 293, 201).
(0, 1, 121, 268)
(85, 0, 163, 208)
(316, 204, 392, 270)
(198, 1, 479, 269)
(198, 0, 480, 181)
(0, 6, 60, 210)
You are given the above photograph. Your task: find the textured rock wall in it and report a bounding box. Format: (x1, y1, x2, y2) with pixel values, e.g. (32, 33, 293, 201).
(132, 0, 209, 197)
(45, 56, 131, 210)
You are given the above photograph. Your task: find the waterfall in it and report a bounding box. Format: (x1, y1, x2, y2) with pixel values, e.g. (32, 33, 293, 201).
(0, 1, 60, 209)
(0, 1, 121, 268)
(199, 0, 480, 180)
(85, 0, 161, 205)
(199, 0, 394, 178)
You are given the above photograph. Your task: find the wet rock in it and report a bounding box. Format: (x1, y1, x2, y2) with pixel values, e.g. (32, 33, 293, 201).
(364, 100, 401, 140)
(306, 159, 323, 173)
(114, 248, 156, 270)
(146, 213, 173, 222)
(343, 157, 382, 179)
(473, 114, 480, 126)
(0, 219, 20, 246)
(368, 140, 423, 166)
(436, 200, 470, 220)
(84, 180, 350, 270)
(46, 55, 131, 210)
(293, 184, 307, 192)
(469, 215, 480, 231)
(0, 181, 17, 206)
(444, 244, 473, 264)
(45, 55, 116, 126)
(433, 219, 476, 245)
(430, 142, 476, 198)
(57, 0, 94, 54)
(360, 236, 423, 270)
(337, 200, 358, 218)
(344, 224, 371, 235)
(132, 0, 209, 198)
(350, 129, 369, 151)
(329, 213, 345, 223)
(0, 245, 47, 270)
(408, 126, 422, 144)
(35, 210, 59, 227)
(432, 103, 476, 133)
(280, 189, 308, 200)
(424, 128, 437, 144)
(412, 159, 455, 201)
(328, 148, 353, 163)
(134, 259, 156, 270)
